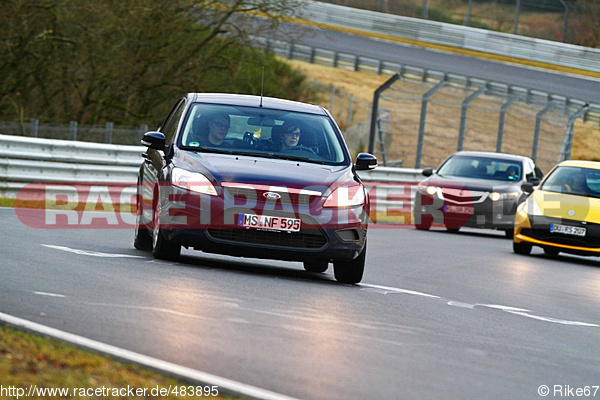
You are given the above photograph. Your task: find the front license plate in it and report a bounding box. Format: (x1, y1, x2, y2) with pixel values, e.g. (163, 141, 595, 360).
(550, 223, 586, 237)
(238, 214, 301, 232)
(444, 205, 473, 214)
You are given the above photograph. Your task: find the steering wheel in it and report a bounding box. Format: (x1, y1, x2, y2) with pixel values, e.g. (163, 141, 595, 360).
(284, 145, 317, 155)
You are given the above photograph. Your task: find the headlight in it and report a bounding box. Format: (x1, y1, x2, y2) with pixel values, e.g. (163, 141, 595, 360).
(489, 191, 520, 201)
(323, 186, 365, 208)
(426, 186, 438, 196)
(522, 196, 543, 216)
(171, 167, 218, 196)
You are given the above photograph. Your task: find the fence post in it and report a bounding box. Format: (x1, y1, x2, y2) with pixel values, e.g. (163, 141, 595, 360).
(559, 104, 590, 162)
(104, 122, 114, 144)
(346, 94, 354, 132)
(496, 94, 521, 153)
(329, 86, 336, 113)
(457, 86, 485, 151)
(29, 119, 39, 137)
(368, 73, 400, 155)
(415, 79, 447, 168)
(532, 102, 555, 162)
(69, 121, 78, 141)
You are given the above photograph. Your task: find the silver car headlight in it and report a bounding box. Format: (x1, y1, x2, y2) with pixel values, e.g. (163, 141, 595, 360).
(171, 167, 218, 196)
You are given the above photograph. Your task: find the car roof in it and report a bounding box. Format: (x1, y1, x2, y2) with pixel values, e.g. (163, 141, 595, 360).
(187, 93, 327, 115)
(449, 151, 533, 162)
(557, 160, 600, 169)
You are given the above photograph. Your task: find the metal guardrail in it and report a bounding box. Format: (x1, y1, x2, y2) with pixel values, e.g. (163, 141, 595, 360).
(301, 1, 600, 73)
(0, 135, 418, 224)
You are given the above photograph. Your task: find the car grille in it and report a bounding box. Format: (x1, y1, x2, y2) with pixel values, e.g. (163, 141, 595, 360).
(523, 216, 600, 248)
(224, 185, 321, 206)
(441, 188, 488, 204)
(207, 228, 328, 249)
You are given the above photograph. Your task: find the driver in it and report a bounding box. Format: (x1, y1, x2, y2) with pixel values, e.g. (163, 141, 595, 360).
(275, 121, 301, 151)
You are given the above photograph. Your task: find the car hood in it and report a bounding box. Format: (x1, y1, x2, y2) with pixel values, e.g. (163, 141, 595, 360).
(176, 150, 356, 193)
(531, 190, 600, 223)
(421, 174, 521, 192)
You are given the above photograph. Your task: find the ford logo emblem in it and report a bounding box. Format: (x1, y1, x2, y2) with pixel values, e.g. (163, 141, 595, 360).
(568, 210, 575, 217)
(263, 192, 281, 200)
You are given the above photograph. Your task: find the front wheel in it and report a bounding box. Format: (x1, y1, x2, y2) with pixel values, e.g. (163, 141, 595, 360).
(333, 244, 366, 284)
(513, 241, 532, 255)
(134, 195, 152, 251)
(152, 201, 181, 261)
(414, 214, 432, 230)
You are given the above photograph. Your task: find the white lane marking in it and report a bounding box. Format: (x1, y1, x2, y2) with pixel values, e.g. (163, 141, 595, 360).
(362, 283, 598, 328)
(360, 283, 441, 298)
(42, 244, 145, 258)
(0, 311, 300, 400)
(34, 291, 66, 298)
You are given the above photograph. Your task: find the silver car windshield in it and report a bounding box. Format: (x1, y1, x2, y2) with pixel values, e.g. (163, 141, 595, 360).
(540, 166, 600, 198)
(436, 156, 523, 181)
(177, 103, 349, 165)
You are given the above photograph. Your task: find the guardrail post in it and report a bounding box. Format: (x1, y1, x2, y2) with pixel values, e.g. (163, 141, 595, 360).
(288, 43, 294, 60)
(309, 48, 316, 64)
(140, 125, 148, 143)
(104, 122, 114, 144)
(368, 73, 400, 155)
(69, 121, 78, 141)
(346, 94, 354, 132)
(559, 104, 589, 162)
(377, 60, 383, 75)
(532, 101, 555, 162)
(333, 52, 339, 68)
(354, 56, 360, 71)
(496, 94, 521, 153)
(457, 86, 485, 151)
(29, 119, 39, 137)
(415, 79, 447, 168)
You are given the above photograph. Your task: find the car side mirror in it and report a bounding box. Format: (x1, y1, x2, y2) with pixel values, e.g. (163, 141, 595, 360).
(521, 182, 534, 195)
(528, 176, 541, 186)
(141, 132, 166, 151)
(422, 167, 434, 177)
(355, 153, 378, 170)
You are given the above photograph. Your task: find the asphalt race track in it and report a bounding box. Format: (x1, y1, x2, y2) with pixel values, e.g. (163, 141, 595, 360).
(2, 207, 599, 400)
(277, 24, 600, 104)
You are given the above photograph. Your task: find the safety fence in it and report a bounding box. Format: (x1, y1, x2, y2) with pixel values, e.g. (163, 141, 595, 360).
(300, 1, 600, 72)
(0, 134, 416, 225)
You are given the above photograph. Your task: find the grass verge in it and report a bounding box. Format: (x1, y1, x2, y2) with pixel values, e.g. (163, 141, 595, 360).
(0, 324, 241, 399)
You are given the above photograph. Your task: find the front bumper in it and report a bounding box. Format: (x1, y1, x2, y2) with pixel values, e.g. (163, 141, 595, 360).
(515, 214, 600, 256)
(156, 185, 368, 262)
(414, 192, 519, 229)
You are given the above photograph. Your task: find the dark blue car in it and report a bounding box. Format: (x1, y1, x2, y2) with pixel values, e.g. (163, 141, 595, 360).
(134, 93, 377, 284)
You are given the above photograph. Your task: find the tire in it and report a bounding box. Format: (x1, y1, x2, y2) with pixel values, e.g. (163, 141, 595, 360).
(445, 225, 460, 233)
(152, 200, 181, 261)
(544, 247, 560, 257)
(414, 214, 432, 230)
(133, 195, 152, 251)
(513, 241, 532, 255)
(303, 260, 329, 273)
(333, 244, 366, 284)
(504, 229, 514, 239)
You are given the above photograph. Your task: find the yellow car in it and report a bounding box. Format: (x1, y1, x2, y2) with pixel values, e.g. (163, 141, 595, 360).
(513, 160, 600, 257)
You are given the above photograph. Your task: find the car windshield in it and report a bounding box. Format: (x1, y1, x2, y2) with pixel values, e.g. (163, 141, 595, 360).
(436, 156, 523, 181)
(540, 166, 600, 198)
(177, 103, 349, 165)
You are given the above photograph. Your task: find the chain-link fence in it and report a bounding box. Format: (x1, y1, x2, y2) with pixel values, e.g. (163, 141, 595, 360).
(371, 70, 593, 173)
